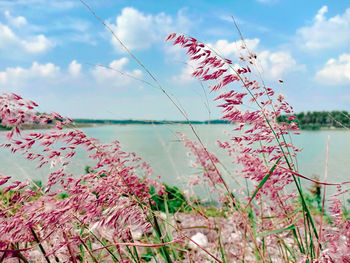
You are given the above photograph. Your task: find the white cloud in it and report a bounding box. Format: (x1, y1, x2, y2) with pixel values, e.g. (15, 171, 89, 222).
(173, 38, 302, 82)
(0, 13, 54, 54)
(4, 10, 27, 27)
(29, 62, 60, 77)
(314, 6, 328, 22)
(21, 34, 53, 53)
(0, 62, 60, 90)
(297, 6, 350, 50)
(211, 38, 304, 79)
(172, 39, 257, 83)
(208, 38, 260, 57)
(257, 50, 302, 79)
(108, 7, 190, 52)
(0, 22, 17, 46)
(172, 60, 198, 83)
(91, 58, 143, 88)
(315, 54, 350, 85)
(68, 60, 82, 76)
(0, 59, 143, 92)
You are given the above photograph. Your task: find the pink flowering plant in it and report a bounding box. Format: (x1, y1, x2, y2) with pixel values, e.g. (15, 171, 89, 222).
(0, 5, 349, 263)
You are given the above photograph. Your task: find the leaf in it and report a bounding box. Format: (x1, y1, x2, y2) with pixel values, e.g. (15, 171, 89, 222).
(257, 224, 296, 237)
(245, 157, 282, 208)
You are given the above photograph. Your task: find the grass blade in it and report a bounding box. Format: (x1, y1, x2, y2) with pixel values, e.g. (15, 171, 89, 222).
(257, 224, 296, 237)
(245, 157, 282, 209)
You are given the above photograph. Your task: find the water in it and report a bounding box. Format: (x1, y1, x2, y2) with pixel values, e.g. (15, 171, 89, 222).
(1, 125, 349, 200)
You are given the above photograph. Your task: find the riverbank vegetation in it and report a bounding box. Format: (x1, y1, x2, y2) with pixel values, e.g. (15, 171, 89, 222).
(2, 111, 350, 131)
(278, 111, 350, 130)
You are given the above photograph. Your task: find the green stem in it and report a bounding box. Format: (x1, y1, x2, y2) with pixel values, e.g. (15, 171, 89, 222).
(10, 244, 29, 263)
(152, 212, 173, 263)
(30, 227, 51, 263)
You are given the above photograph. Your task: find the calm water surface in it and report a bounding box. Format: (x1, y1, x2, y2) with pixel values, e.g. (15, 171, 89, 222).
(1, 125, 349, 199)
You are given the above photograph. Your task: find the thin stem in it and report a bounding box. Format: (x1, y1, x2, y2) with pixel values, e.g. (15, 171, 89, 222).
(152, 211, 173, 263)
(30, 227, 51, 263)
(78, 237, 99, 263)
(316, 135, 330, 258)
(11, 244, 29, 263)
(92, 238, 184, 250)
(80, 0, 237, 208)
(63, 232, 77, 263)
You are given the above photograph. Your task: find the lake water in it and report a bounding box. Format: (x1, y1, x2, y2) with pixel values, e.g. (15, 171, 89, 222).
(1, 125, 349, 200)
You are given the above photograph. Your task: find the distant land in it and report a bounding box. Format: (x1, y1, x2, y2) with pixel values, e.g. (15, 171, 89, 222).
(72, 119, 229, 125)
(0, 118, 231, 131)
(277, 110, 350, 130)
(0, 111, 349, 130)
(74, 110, 350, 130)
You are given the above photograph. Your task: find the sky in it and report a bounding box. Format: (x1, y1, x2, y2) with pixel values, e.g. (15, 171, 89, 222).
(0, 0, 349, 120)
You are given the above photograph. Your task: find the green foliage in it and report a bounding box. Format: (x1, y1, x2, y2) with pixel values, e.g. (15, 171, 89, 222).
(0, 124, 11, 130)
(150, 184, 193, 213)
(57, 192, 69, 199)
(222, 192, 240, 211)
(343, 199, 350, 220)
(141, 251, 155, 262)
(30, 180, 43, 190)
(203, 207, 227, 217)
(303, 193, 322, 214)
(277, 110, 350, 129)
(307, 181, 322, 213)
(85, 166, 107, 177)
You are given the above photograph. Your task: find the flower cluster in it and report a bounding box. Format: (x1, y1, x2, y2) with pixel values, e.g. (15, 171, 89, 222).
(0, 93, 161, 262)
(166, 34, 300, 203)
(177, 132, 221, 188)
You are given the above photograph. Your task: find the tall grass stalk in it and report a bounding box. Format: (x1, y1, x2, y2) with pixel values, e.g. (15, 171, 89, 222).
(316, 135, 330, 258)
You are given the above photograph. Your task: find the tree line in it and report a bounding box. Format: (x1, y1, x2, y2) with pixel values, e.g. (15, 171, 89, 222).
(277, 111, 350, 130)
(2, 111, 349, 130)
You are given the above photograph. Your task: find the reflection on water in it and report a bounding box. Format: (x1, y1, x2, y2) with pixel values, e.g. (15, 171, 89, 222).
(1, 125, 349, 200)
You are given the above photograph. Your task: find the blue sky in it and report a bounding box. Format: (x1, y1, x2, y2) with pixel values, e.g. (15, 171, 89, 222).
(0, 0, 349, 120)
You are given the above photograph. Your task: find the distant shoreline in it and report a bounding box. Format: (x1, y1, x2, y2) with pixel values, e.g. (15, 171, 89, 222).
(0, 122, 103, 131)
(73, 119, 231, 125)
(0, 119, 231, 131)
(0, 118, 348, 131)
(1, 111, 350, 131)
